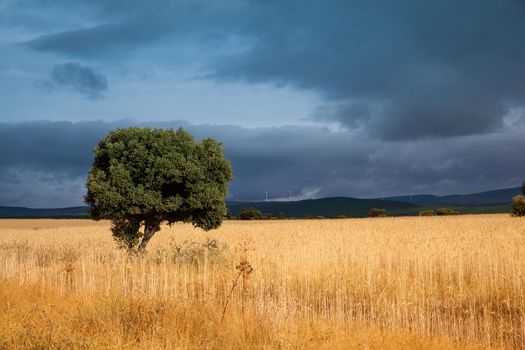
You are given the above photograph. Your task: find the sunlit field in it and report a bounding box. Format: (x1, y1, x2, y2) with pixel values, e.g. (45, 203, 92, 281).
(0, 215, 524, 349)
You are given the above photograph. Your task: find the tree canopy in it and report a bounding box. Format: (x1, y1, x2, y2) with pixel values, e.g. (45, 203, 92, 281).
(368, 208, 390, 218)
(85, 127, 233, 252)
(238, 207, 264, 220)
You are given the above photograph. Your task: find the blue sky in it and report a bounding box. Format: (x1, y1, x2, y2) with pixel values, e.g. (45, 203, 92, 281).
(1, 0, 525, 207)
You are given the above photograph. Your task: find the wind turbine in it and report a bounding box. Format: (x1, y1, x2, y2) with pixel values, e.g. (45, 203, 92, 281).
(288, 190, 293, 201)
(264, 190, 269, 201)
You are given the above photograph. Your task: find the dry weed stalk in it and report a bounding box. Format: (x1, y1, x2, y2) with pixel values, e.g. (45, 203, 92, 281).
(220, 240, 254, 326)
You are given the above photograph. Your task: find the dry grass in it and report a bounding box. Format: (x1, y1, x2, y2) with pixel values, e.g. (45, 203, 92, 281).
(0, 215, 523, 349)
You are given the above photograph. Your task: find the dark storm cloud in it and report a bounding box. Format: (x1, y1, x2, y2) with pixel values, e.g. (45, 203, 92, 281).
(23, 0, 243, 58)
(0, 120, 114, 207)
(0, 120, 523, 207)
(212, 0, 525, 140)
(41, 63, 108, 98)
(0, 121, 109, 175)
(21, 0, 525, 140)
(27, 23, 160, 58)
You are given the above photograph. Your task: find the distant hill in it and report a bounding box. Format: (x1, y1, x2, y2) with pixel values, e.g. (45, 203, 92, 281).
(0, 186, 517, 219)
(227, 197, 420, 218)
(383, 187, 521, 207)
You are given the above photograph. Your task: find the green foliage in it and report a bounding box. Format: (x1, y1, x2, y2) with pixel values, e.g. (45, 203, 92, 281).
(511, 195, 525, 217)
(238, 207, 263, 220)
(418, 209, 436, 216)
(85, 127, 233, 251)
(368, 208, 390, 217)
(435, 208, 459, 216)
(111, 218, 143, 250)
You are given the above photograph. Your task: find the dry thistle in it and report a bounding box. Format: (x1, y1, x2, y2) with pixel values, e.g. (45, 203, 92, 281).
(220, 240, 254, 326)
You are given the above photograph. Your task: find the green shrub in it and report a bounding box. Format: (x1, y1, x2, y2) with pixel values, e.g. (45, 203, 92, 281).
(436, 208, 459, 216)
(238, 207, 264, 220)
(511, 195, 525, 217)
(368, 208, 390, 217)
(149, 238, 228, 266)
(418, 209, 436, 216)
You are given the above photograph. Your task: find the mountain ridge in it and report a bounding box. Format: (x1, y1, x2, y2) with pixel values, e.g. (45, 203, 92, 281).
(381, 186, 521, 207)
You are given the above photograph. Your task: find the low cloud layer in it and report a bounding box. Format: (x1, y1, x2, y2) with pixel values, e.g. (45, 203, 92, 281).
(0, 120, 523, 207)
(40, 62, 108, 98)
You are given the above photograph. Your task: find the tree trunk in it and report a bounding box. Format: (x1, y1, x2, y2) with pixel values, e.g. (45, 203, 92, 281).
(138, 221, 160, 253)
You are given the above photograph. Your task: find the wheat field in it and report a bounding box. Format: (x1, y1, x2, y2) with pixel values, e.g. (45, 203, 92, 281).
(0, 215, 524, 349)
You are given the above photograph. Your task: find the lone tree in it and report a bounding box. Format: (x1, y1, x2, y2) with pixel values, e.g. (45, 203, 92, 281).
(85, 127, 233, 252)
(512, 180, 525, 217)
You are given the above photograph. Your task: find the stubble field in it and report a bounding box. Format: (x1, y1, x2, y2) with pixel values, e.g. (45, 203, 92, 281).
(0, 215, 524, 349)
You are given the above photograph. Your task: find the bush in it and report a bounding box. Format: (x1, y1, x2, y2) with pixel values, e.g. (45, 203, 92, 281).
(150, 238, 229, 266)
(368, 208, 390, 217)
(418, 209, 436, 216)
(172, 238, 228, 265)
(436, 208, 459, 216)
(511, 195, 525, 217)
(238, 207, 264, 220)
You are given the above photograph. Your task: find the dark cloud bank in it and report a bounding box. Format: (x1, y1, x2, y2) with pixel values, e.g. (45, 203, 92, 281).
(7, 1, 525, 206)
(24, 0, 525, 140)
(1, 120, 523, 207)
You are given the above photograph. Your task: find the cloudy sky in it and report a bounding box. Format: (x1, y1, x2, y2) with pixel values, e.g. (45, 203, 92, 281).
(1, 0, 524, 207)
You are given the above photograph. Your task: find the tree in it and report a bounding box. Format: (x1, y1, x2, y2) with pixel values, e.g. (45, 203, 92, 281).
(85, 127, 233, 253)
(368, 208, 390, 217)
(238, 207, 263, 220)
(512, 195, 525, 217)
(418, 209, 436, 216)
(435, 208, 459, 216)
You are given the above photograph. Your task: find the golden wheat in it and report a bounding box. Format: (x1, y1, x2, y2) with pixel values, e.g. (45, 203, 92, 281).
(0, 215, 523, 349)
